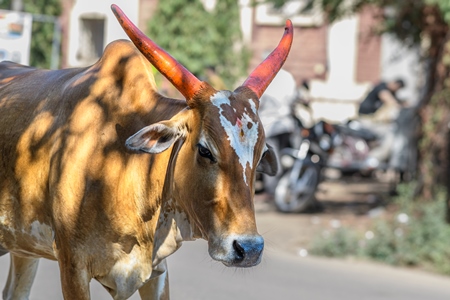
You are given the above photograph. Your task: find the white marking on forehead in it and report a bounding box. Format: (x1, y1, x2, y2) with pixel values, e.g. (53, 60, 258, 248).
(210, 91, 259, 185)
(249, 99, 258, 114)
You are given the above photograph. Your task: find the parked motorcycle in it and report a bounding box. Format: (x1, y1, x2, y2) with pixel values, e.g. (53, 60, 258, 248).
(327, 106, 418, 180)
(327, 120, 381, 175)
(268, 91, 418, 212)
(274, 118, 336, 213)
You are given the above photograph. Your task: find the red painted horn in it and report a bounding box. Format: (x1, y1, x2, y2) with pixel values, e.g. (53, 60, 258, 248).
(111, 4, 203, 103)
(242, 20, 293, 99)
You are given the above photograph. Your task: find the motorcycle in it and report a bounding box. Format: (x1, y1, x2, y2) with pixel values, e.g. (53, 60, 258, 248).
(327, 120, 381, 175)
(274, 116, 336, 213)
(327, 106, 418, 180)
(267, 90, 418, 212)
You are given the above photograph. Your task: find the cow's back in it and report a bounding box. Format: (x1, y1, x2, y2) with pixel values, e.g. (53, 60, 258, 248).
(0, 40, 185, 261)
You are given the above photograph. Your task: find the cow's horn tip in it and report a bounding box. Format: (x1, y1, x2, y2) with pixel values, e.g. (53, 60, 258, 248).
(285, 19, 293, 31)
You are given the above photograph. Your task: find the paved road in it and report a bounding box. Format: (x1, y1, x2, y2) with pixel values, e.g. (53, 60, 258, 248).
(1, 220, 450, 299)
(168, 240, 450, 300)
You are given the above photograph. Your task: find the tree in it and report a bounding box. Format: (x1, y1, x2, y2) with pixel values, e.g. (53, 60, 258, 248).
(0, 0, 61, 68)
(0, 0, 12, 9)
(147, 0, 249, 88)
(23, 0, 61, 68)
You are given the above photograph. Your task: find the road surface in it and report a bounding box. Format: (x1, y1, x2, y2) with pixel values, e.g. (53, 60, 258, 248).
(1, 209, 450, 299)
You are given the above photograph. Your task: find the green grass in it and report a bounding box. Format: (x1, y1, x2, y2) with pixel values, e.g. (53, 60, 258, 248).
(310, 183, 450, 275)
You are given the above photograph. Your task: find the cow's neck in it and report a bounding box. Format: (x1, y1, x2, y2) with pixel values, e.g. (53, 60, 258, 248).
(152, 197, 194, 266)
(151, 139, 197, 266)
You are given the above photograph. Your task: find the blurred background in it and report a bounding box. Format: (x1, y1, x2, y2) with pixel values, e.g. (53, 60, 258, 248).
(2, 0, 450, 299)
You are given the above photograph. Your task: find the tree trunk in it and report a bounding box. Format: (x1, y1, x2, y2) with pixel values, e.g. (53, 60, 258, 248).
(416, 6, 450, 222)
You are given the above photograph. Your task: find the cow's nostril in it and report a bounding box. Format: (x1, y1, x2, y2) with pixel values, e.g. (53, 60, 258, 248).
(233, 240, 245, 261)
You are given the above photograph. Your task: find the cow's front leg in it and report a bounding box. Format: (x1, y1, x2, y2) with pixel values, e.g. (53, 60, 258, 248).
(138, 259, 169, 300)
(2, 254, 39, 300)
(59, 258, 91, 300)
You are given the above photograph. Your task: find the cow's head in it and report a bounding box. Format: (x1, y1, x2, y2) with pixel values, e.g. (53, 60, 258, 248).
(112, 5, 293, 267)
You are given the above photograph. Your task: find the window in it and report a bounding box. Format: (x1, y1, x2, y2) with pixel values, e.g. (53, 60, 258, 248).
(255, 0, 323, 27)
(77, 16, 105, 65)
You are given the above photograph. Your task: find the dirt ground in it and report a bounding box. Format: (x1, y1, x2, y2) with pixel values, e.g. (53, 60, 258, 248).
(253, 169, 396, 256)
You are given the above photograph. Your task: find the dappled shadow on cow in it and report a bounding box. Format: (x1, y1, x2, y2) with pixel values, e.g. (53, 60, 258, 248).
(0, 4, 293, 300)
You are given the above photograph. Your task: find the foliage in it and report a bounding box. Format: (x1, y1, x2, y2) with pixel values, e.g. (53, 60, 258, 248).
(426, 0, 450, 23)
(0, 0, 61, 68)
(147, 0, 249, 88)
(310, 183, 450, 275)
(24, 0, 61, 69)
(0, 0, 11, 8)
(310, 227, 359, 257)
(266, 0, 450, 47)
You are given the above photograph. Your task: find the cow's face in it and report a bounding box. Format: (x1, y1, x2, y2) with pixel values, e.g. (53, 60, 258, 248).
(194, 88, 275, 267)
(125, 85, 277, 267)
(112, 4, 293, 268)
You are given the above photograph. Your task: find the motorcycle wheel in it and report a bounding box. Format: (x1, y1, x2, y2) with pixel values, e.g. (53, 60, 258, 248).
(274, 164, 320, 213)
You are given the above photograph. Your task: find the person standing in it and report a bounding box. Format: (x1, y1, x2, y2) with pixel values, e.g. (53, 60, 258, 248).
(358, 78, 407, 169)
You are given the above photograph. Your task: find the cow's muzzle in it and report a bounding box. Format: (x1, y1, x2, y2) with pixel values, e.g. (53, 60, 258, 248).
(209, 234, 264, 268)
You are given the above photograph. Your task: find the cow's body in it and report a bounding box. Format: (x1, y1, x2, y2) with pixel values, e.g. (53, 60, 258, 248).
(0, 40, 185, 299)
(0, 5, 293, 300)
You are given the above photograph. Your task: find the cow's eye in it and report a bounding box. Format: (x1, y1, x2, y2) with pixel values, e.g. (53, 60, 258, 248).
(197, 144, 216, 163)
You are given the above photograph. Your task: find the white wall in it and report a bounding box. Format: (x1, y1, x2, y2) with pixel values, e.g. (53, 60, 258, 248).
(67, 0, 139, 67)
(380, 34, 421, 104)
(309, 15, 370, 123)
(308, 16, 421, 123)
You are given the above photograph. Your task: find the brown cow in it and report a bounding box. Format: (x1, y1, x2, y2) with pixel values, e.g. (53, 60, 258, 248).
(0, 4, 293, 300)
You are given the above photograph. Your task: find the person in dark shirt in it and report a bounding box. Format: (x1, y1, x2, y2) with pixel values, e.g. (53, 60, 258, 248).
(359, 79, 405, 115)
(357, 78, 407, 171)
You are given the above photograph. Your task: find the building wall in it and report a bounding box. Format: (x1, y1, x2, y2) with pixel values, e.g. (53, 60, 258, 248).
(355, 5, 382, 84)
(60, 0, 418, 106)
(60, 0, 74, 68)
(381, 35, 421, 104)
(65, 0, 139, 67)
(250, 5, 383, 87)
(250, 24, 328, 86)
(138, 0, 158, 34)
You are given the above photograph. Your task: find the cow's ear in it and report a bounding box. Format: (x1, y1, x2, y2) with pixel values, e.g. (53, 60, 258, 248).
(257, 143, 278, 176)
(126, 122, 183, 154)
